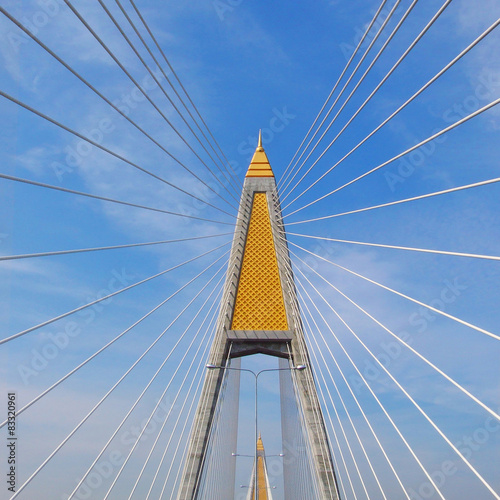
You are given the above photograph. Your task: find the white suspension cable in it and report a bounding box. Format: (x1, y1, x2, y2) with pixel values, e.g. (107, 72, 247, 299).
(114, 0, 240, 197)
(277, 0, 391, 189)
(69, 273, 224, 500)
(298, 281, 412, 499)
(197, 359, 237, 497)
(0, 248, 229, 429)
(296, 262, 500, 499)
(94, 0, 239, 207)
(128, 0, 242, 187)
(114, 0, 241, 196)
(100, 269, 227, 500)
(0, 6, 238, 210)
(273, 237, 339, 498)
(286, 176, 500, 229)
(64, 0, 237, 209)
(292, 241, 500, 343)
(301, 303, 375, 500)
(308, 354, 350, 500)
(280, 354, 315, 499)
(288, 231, 500, 262)
(0, 242, 229, 346)
(10, 253, 228, 499)
(291, 248, 500, 418)
(275, 226, 351, 499)
(161, 339, 215, 500)
(276, 256, 337, 497)
(302, 287, 396, 499)
(281, 0, 451, 202)
(164, 352, 217, 500)
(285, 96, 500, 217)
(286, 345, 328, 500)
(280, 0, 404, 200)
(283, 19, 500, 215)
(297, 313, 360, 500)
(0, 233, 232, 261)
(299, 286, 390, 500)
(279, 252, 341, 500)
(295, 268, 446, 499)
(164, 376, 206, 500)
(168, 346, 234, 499)
(0, 90, 236, 219)
(126, 285, 222, 500)
(0, 173, 235, 226)
(197, 366, 231, 497)
(142, 308, 217, 500)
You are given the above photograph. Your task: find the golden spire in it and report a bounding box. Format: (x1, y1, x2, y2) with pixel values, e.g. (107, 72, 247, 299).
(246, 131, 274, 177)
(252, 434, 270, 500)
(257, 433, 264, 451)
(257, 129, 264, 151)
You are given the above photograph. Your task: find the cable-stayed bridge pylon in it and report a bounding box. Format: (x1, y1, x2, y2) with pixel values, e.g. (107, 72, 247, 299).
(177, 133, 340, 499)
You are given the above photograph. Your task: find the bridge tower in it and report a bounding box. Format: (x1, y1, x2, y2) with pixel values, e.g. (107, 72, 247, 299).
(177, 134, 340, 499)
(246, 435, 274, 500)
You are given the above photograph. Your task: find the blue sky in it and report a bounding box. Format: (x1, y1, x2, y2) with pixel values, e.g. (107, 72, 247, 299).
(1, 0, 499, 499)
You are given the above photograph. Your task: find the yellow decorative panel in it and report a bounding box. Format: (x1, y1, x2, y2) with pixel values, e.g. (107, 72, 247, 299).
(253, 436, 268, 500)
(254, 456, 268, 500)
(231, 193, 288, 330)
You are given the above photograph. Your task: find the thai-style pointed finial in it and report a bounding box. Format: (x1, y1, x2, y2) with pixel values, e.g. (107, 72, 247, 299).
(244, 129, 274, 178)
(257, 433, 265, 451)
(256, 129, 264, 151)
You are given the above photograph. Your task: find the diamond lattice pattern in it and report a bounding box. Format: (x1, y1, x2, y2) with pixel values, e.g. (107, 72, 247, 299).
(231, 193, 288, 330)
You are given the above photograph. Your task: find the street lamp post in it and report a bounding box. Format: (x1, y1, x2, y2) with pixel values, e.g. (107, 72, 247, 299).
(207, 363, 306, 499)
